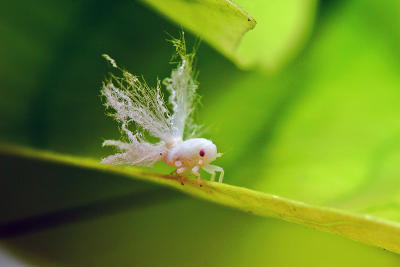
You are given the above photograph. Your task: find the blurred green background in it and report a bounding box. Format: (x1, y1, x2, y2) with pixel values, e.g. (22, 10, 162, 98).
(1, 0, 400, 266)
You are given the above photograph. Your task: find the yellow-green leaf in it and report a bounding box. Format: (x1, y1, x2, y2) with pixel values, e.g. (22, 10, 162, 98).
(140, 0, 256, 61)
(2, 144, 400, 254)
(140, 0, 317, 71)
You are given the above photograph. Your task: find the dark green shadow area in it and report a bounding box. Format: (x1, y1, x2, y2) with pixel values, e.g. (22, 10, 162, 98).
(0, 151, 180, 225)
(2, 196, 400, 266)
(0, 188, 179, 238)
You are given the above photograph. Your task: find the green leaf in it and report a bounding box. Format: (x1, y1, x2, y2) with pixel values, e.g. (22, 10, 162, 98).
(140, 0, 317, 71)
(140, 0, 256, 62)
(2, 144, 400, 254)
(232, 0, 317, 71)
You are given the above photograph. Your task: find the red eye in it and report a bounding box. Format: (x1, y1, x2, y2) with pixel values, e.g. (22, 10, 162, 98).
(199, 149, 205, 157)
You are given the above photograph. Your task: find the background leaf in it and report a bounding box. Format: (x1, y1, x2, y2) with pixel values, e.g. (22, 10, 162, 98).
(142, 0, 317, 71)
(232, 0, 317, 70)
(141, 0, 256, 60)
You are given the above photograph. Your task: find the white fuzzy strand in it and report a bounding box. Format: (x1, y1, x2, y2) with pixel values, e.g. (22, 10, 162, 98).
(163, 37, 200, 139)
(102, 72, 176, 142)
(101, 135, 166, 167)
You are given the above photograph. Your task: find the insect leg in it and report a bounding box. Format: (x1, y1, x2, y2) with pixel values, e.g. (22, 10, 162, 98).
(174, 160, 183, 167)
(203, 164, 224, 183)
(192, 165, 202, 187)
(202, 166, 216, 181)
(177, 167, 186, 185)
(169, 161, 180, 174)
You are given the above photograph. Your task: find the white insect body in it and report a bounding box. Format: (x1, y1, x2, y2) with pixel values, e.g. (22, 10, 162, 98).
(101, 36, 223, 186)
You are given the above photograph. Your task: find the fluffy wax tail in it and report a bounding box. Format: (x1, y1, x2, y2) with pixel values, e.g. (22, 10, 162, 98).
(163, 34, 201, 139)
(101, 136, 166, 167)
(101, 54, 178, 143)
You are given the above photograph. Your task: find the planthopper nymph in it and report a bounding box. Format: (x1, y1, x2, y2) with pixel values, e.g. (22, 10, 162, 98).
(100, 35, 224, 186)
